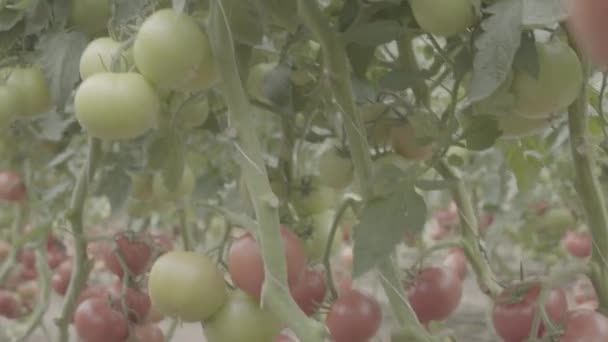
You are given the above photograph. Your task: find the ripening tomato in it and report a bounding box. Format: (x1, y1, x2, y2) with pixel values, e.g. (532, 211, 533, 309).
(1, 66, 51, 116)
(318, 145, 354, 190)
(390, 123, 434, 161)
(361, 103, 392, 147)
(290, 267, 327, 316)
(228, 226, 307, 301)
(52, 260, 72, 296)
(326, 289, 382, 342)
(563, 230, 593, 258)
(492, 283, 568, 341)
(406, 266, 463, 324)
(0, 290, 20, 319)
(133, 9, 215, 90)
(134, 323, 165, 342)
(19, 249, 36, 269)
(567, 0, 608, 67)
(108, 283, 151, 323)
(560, 309, 608, 341)
(148, 251, 227, 322)
(69, 0, 111, 35)
(151, 165, 196, 201)
(0, 171, 26, 202)
(103, 232, 152, 278)
(74, 297, 129, 342)
(74, 72, 160, 140)
(409, 0, 476, 37)
(203, 290, 282, 342)
(511, 41, 583, 117)
(79, 37, 132, 80)
(290, 177, 338, 216)
(0, 85, 20, 129)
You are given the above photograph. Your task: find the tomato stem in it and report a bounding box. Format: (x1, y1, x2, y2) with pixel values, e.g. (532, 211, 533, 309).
(0, 202, 26, 284)
(207, 2, 327, 341)
(55, 137, 101, 342)
(564, 30, 608, 315)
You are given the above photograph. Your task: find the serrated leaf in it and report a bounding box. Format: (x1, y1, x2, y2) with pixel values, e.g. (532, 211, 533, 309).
(379, 69, 425, 91)
(464, 115, 501, 150)
(469, 0, 522, 102)
(504, 144, 543, 192)
(522, 0, 567, 26)
(35, 30, 88, 109)
(222, 0, 263, 46)
(96, 166, 132, 212)
(353, 190, 426, 277)
(0, 9, 24, 31)
(342, 20, 403, 46)
(513, 31, 539, 79)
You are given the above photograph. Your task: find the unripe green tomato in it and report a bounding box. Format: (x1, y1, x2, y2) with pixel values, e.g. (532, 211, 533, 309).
(534, 208, 576, 232)
(498, 113, 554, 139)
(133, 9, 213, 90)
(74, 72, 160, 140)
(390, 123, 434, 161)
(148, 251, 227, 322)
(303, 210, 343, 263)
(152, 165, 196, 201)
(1, 67, 52, 116)
(69, 0, 111, 35)
(0, 85, 20, 129)
(409, 0, 476, 37)
(291, 177, 338, 216)
(246, 62, 277, 104)
(512, 41, 583, 117)
(203, 290, 282, 342)
(79, 37, 132, 80)
(318, 146, 354, 190)
(173, 94, 209, 129)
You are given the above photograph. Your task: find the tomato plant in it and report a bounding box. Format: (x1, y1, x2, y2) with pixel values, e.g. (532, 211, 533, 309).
(406, 266, 463, 324)
(148, 250, 227, 322)
(326, 288, 382, 342)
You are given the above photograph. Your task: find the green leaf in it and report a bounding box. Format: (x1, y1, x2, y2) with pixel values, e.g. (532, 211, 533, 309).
(469, 0, 522, 102)
(379, 69, 425, 91)
(25, 0, 51, 35)
(504, 144, 543, 192)
(96, 165, 132, 212)
(463, 115, 502, 151)
(342, 20, 403, 46)
(352, 190, 427, 277)
(0, 19, 24, 50)
(513, 31, 539, 79)
(222, 0, 264, 46)
(338, 0, 359, 31)
(522, 0, 567, 26)
(0, 9, 24, 31)
(35, 30, 88, 110)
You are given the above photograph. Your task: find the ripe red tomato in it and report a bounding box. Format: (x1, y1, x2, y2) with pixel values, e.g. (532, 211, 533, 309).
(19, 266, 38, 282)
(563, 230, 592, 258)
(134, 323, 165, 342)
(47, 249, 68, 270)
(76, 286, 109, 307)
(492, 283, 567, 341)
(145, 304, 165, 323)
(442, 247, 468, 280)
(108, 283, 151, 323)
(560, 309, 608, 341)
(74, 297, 129, 342)
(568, 0, 608, 66)
(87, 239, 111, 261)
(326, 289, 382, 342)
(104, 232, 152, 278)
(19, 249, 36, 269)
(52, 260, 72, 296)
(0, 290, 21, 319)
(290, 267, 327, 316)
(228, 226, 307, 301)
(0, 171, 26, 202)
(572, 278, 598, 310)
(406, 266, 463, 324)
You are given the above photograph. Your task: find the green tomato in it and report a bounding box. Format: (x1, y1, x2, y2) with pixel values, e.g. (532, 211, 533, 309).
(203, 290, 282, 342)
(303, 210, 343, 263)
(69, 0, 111, 35)
(318, 145, 354, 190)
(409, 0, 476, 37)
(291, 176, 338, 216)
(0, 85, 20, 129)
(74, 72, 160, 140)
(79, 37, 132, 80)
(172, 94, 210, 129)
(152, 165, 196, 201)
(2, 67, 51, 116)
(148, 251, 227, 322)
(133, 9, 214, 90)
(246, 62, 277, 104)
(498, 113, 554, 139)
(512, 41, 583, 117)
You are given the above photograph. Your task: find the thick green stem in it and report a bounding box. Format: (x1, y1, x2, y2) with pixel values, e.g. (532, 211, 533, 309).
(297, 1, 431, 337)
(55, 137, 102, 342)
(178, 207, 193, 251)
(435, 161, 502, 297)
(208, 2, 326, 341)
(565, 32, 608, 313)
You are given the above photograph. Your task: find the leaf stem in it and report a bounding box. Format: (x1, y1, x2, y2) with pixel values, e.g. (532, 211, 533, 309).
(208, 2, 327, 341)
(55, 137, 102, 342)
